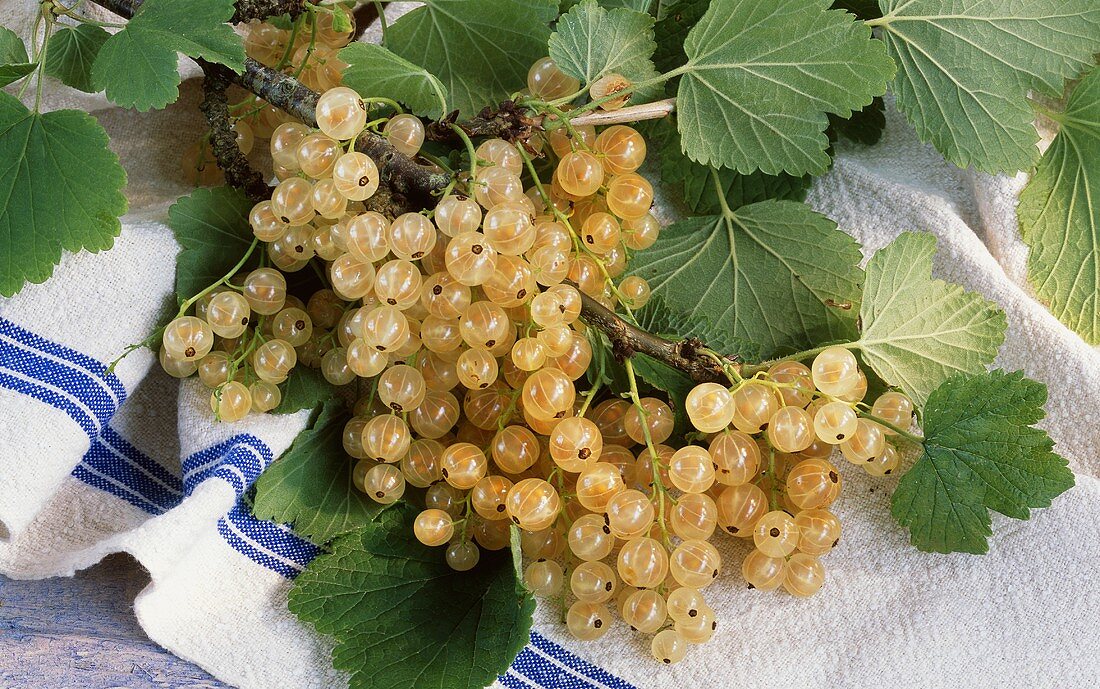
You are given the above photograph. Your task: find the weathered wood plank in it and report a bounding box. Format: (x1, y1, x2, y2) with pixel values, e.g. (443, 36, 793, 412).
(0, 554, 231, 688)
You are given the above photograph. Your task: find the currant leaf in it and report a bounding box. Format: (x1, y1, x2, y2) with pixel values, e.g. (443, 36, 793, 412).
(167, 187, 256, 305)
(90, 0, 245, 111)
(645, 117, 811, 215)
(676, 0, 894, 176)
(274, 366, 340, 415)
(628, 200, 863, 357)
(45, 24, 110, 93)
(875, 0, 1100, 173)
(340, 43, 449, 119)
(1018, 68, 1100, 343)
(0, 93, 128, 297)
(856, 232, 1006, 407)
(549, 0, 660, 99)
(289, 503, 535, 689)
(253, 400, 384, 544)
(386, 0, 558, 117)
(892, 370, 1073, 554)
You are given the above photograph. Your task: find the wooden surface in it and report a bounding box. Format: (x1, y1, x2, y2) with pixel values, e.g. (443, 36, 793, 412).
(0, 554, 231, 689)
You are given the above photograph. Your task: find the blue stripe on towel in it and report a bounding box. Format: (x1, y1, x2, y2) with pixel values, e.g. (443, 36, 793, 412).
(0, 318, 637, 689)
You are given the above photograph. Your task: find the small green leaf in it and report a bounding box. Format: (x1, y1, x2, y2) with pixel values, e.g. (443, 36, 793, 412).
(45, 24, 110, 93)
(644, 118, 811, 215)
(0, 93, 128, 297)
(91, 0, 245, 111)
(549, 0, 660, 99)
(676, 0, 894, 175)
(274, 366, 340, 415)
(828, 96, 885, 146)
(892, 370, 1074, 554)
(876, 0, 1100, 173)
(289, 504, 536, 689)
(340, 43, 449, 119)
(856, 233, 1006, 407)
(1018, 68, 1100, 343)
(253, 399, 384, 544)
(0, 26, 35, 87)
(167, 187, 255, 304)
(629, 200, 863, 357)
(386, 0, 558, 117)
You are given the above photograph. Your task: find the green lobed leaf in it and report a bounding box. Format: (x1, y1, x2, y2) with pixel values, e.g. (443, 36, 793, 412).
(0, 93, 128, 297)
(644, 117, 811, 215)
(273, 365, 340, 415)
(561, 0, 654, 11)
(856, 232, 1006, 407)
(875, 0, 1100, 173)
(91, 0, 245, 111)
(628, 200, 864, 358)
(676, 0, 894, 176)
(253, 399, 384, 544)
(45, 24, 110, 93)
(548, 0, 660, 101)
(1018, 68, 1100, 344)
(339, 43, 449, 119)
(891, 370, 1074, 554)
(828, 96, 885, 146)
(167, 187, 255, 304)
(386, 0, 558, 117)
(289, 503, 536, 689)
(0, 26, 35, 87)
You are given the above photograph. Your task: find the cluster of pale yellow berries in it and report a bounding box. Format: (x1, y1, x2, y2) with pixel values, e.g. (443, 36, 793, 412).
(165, 23, 916, 666)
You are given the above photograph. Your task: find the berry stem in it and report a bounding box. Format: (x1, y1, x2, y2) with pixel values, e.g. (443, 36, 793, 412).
(741, 343, 844, 377)
(857, 410, 924, 444)
(178, 238, 261, 318)
(624, 359, 672, 547)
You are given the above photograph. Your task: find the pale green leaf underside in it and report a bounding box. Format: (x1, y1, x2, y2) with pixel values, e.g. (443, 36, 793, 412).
(386, 0, 558, 117)
(1018, 68, 1100, 344)
(339, 43, 449, 119)
(677, 0, 894, 175)
(0, 93, 127, 297)
(628, 199, 863, 357)
(91, 0, 245, 111)
(253, 400, 383, 544)
(857, 232, 1005, 407)
(45, 24, 110, 93)
(289, 504, 535, 689)
(167, 187, 254, 303)
(892, 370, 1073, 553)
(876, 0, 1100, 173)
(549, 0, 660, 97)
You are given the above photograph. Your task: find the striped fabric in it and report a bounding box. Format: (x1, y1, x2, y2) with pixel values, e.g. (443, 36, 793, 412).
(0, 316, 635, 689)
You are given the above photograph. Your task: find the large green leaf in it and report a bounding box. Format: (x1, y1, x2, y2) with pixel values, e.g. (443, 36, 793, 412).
(0, 26, 35, 87)
(289, 504, 535, 689)
(45, 24, 110, 93)
(548, 0, 659, 99)
(339, 43, 448, 119)
(253, 400, 383, 544)
(652, 0, 709, 74)
(892, 370, 1073, 554)
(1018, 68, 1100, 344)
(856, 233, 1006, 407)
(90, 0, 245, 111)
(0, 93, 127, 297)
(386, 0, 558, 117)
(645, 117, 811, 215)
(167, 187, 255, 304)
(874, 0, 1100, 173)
(675, 0, 894, 175)
(629, 200, 864, 357)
